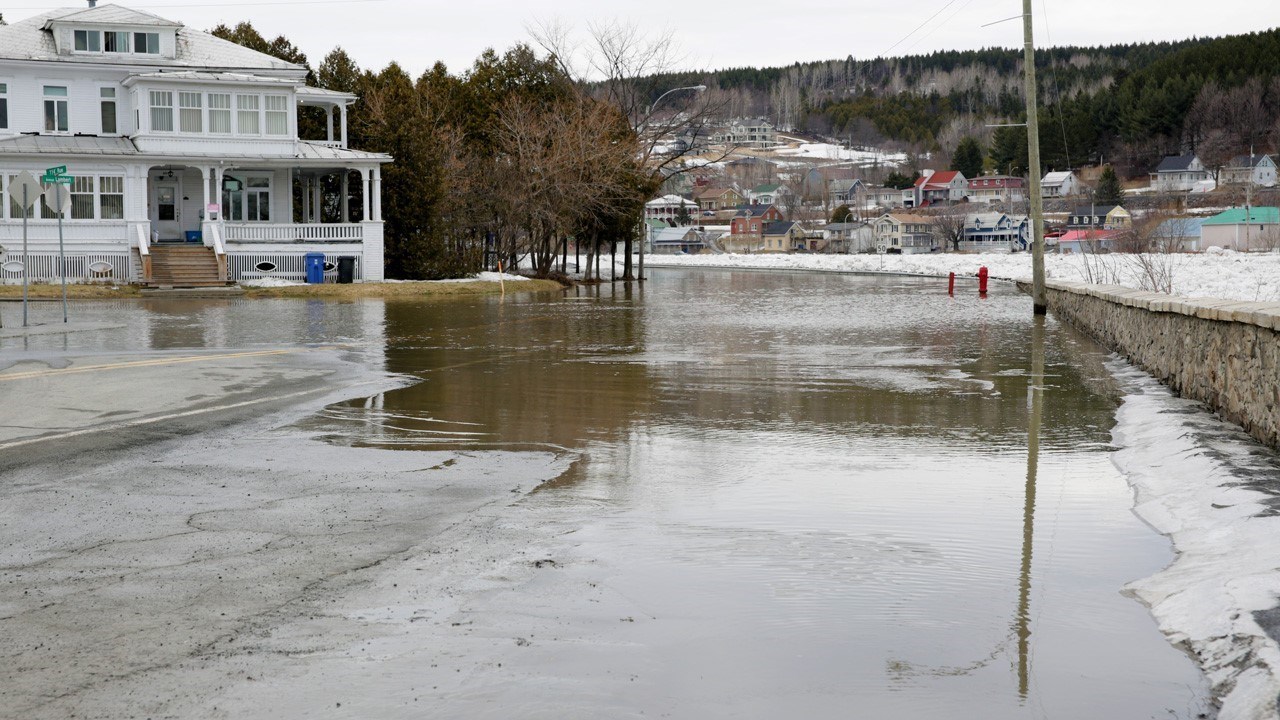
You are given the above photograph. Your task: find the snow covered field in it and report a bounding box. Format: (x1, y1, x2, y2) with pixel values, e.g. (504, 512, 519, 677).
(644, 251, 1280, 303)
(772, 141, 907, 166)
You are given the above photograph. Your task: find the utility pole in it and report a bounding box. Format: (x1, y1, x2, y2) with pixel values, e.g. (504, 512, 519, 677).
(1022, 0, 1047, 314)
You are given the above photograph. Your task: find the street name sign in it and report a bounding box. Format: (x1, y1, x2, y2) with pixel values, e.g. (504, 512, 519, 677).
(45, 165, 67, 176)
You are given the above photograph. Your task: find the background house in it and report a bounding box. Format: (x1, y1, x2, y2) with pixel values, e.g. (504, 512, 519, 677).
(1220, 154, 1278, 187)
(1200, 207, 1280, 251)
(823, 222, 877, 253)
(644, 194, 700, 225)
(1152, 154, 1214, 192)
(966, 175, 1026, 205)
(959, 212, 1030, 252)
(873, 213, 937, 254)
(1041, 171, 1080, 198)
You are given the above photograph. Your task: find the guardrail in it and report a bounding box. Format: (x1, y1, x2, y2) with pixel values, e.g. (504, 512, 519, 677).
(134, 222, 151, 282)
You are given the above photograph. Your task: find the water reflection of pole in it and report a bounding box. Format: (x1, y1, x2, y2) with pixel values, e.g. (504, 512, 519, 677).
(1017, 314, 1046, 698)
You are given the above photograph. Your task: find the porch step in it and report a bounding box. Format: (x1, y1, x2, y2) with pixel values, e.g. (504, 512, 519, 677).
(146, 245, 231, 288)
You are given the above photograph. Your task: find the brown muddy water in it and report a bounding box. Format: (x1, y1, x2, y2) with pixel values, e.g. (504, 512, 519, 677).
(1, 269, 1211, 718)
(295, 269, 1210, 718)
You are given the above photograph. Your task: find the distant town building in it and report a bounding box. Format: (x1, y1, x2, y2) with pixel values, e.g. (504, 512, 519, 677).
(905, 170, 967, 208)
(965, 175, 1026, 205)
(712, 118, 777, 148)
(644, 194, 700, 225)
(1201, 207, 1280, 251)
(1041, 171, 1080, 199)
(1220, 154, 1278, 187)
(960, 212, 1030, 252)
(1068, 205, 1132, 230)
(873, 213, 937, 254)
(1152, 154, 1214, 193)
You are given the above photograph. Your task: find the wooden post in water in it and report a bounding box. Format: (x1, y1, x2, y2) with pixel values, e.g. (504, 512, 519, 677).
(1023, 0, 1047, 315)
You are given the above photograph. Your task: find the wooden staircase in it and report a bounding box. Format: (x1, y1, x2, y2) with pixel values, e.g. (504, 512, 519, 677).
(146, 245, 228, 288)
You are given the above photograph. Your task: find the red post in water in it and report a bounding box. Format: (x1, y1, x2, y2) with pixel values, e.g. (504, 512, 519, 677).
(948, 272, 956, 296)
(978, 266, 989, 296)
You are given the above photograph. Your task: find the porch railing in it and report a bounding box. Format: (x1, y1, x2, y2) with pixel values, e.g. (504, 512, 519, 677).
(221, 223, 364, 243)
(134, 222, 152, 282)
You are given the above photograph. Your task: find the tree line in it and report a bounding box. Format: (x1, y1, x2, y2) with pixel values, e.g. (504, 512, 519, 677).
(213, 23, 652, 281)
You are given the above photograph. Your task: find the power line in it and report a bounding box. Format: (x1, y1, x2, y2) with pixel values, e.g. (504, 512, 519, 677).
(1039, 0, 1074, 170)
(903, 0, 977, 55)
(883, 0, 962, 55)
(0, 0, 389, 9)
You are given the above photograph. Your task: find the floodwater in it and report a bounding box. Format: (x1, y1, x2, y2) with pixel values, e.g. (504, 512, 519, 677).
(0, 270, 1212, 718)
(296, 270, 1210, 718)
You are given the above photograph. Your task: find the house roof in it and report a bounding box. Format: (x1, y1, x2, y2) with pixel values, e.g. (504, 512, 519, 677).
(0, 134, 390, 163)
(645, 194, 697, 208)
(828, 178, 862, 194)
(916, 170, 962, 188)
(1041, 171, 1074, 185)
(1154, 217, 1206, 237)
(882, 213, 934, 224)
(46, 4, 181, 28)
(1226, 154, 1274, 169)
(0, 134, 139, 155)
(733, 204, 776, 218)
(1071, 205, 1123, 216)
(753, 183, 782, 194)
(1201, 207, 1280, 225)
(1156, 154, 1200, 172)
(0, 6, 305, 74)
(693, 186, 738, 200)
(652, 227, 701, 244)
(967, 175, 1025, 188)
(1058, 229, 1119, 242)
(762, 220, 798, 236)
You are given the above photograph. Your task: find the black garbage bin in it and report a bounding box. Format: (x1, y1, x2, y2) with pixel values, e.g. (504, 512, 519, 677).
(337, 256, 356, 284)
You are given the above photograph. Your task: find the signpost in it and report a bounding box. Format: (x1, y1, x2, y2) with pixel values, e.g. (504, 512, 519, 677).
(41, 166, 72, 323)
(6, 170, 42, 327)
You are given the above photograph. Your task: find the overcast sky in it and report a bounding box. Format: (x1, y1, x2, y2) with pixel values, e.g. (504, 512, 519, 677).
(4, 0, 1279, 77)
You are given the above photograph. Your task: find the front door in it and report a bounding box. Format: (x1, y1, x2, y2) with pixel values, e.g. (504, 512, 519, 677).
(151, 180, 182, 241)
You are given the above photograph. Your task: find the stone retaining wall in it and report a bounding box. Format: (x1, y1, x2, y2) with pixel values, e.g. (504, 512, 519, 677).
(1024, 280, 1280, 450)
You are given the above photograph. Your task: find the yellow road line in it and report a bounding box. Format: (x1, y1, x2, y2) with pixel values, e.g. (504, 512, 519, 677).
(0, 349, 297, 382)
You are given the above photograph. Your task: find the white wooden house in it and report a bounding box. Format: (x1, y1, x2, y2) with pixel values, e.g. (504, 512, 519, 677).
(0, 3, 391, 285)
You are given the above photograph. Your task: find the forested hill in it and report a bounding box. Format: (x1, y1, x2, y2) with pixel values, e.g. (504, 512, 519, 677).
(648, 29, 1280, 176)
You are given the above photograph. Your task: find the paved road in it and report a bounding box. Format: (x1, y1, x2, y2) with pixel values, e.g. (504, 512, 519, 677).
(0, 343, 565, 720)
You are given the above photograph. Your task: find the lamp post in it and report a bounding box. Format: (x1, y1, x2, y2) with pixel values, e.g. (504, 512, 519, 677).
(640, 84, 707, 282)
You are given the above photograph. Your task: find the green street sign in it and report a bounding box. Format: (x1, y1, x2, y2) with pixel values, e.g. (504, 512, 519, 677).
(42, 174, 73, 185)
(45, 165, 67, 176)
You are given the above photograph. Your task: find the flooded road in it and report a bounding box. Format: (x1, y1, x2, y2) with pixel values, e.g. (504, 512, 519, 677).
(293, 270, 1209, 718)
(0, 271, 1213, 718)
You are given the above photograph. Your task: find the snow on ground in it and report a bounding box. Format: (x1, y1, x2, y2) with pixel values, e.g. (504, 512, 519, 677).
(1111, 362, 1280, 720)
(239, 277, 303, 287)
(772, 142, 907, 166)
(644, 251, 1280, 303)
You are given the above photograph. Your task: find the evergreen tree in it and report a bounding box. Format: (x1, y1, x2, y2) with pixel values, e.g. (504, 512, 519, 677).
(951, 137, 984, 178)
(831, 205, 853, 223)
(1095, 166, 1125, 206)
(883, 171, 919, 190)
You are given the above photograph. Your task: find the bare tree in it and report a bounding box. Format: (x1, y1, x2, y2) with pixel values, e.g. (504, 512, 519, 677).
(528, 19, 737, 279)
(930, 206, 969, 252)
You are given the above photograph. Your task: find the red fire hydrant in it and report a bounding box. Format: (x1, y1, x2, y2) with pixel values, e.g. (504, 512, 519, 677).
(978, 266, 989, 296)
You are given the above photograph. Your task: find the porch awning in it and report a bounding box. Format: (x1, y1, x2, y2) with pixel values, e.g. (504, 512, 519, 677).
(0, 134, 139, 155)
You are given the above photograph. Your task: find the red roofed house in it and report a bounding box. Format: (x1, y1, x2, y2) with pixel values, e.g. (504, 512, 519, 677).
(904, 170, 967, 208)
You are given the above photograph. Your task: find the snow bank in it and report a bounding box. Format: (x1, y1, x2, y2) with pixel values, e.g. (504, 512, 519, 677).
(772, 142, 907, 165)
(1111, 363, 1280, 719)
(644, 252, 1280, 303)
(239, 277, 303, 288)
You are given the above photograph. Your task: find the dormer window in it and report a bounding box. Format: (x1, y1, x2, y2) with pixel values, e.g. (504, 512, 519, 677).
(105, 31, 129, 53)
(134, 32, 160, 54)
(74, 29, 101, 52)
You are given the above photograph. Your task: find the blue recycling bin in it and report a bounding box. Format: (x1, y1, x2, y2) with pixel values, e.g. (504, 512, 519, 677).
(304, 252, 326, 284)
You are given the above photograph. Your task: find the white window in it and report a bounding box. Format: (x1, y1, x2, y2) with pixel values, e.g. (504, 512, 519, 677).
(209, 93, 232, 133)
(99, 176, 124, 219)
(150, 90, 173, 132)
(100, 87, 117, 134)
(0, 83, 7, 130)
(134, 32, 160, 54)
(236, 95, 260, 135)
(70, 176, 95, 219)
(222, 175, 271, 222)
(74, 29, 101, 52)
(104, 30, 128, 53)
(179, 92, 202, 133)
(44, 86, 69, 133)
(264, 95, 288, 136)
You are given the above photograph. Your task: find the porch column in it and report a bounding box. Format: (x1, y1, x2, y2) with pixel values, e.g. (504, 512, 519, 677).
(326, 105, 334, 143)
(199, 167, 211, 222)
(301, 174, 312, 222)
(340, 105, 348, 148)
(214, 166, 225, 220)
(341, 172, 350, 222)
(360, 167, 371, 222)
(285, 169, 295, 223)
(371, 166, 382, 222)
(312, 173, 323, 223)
